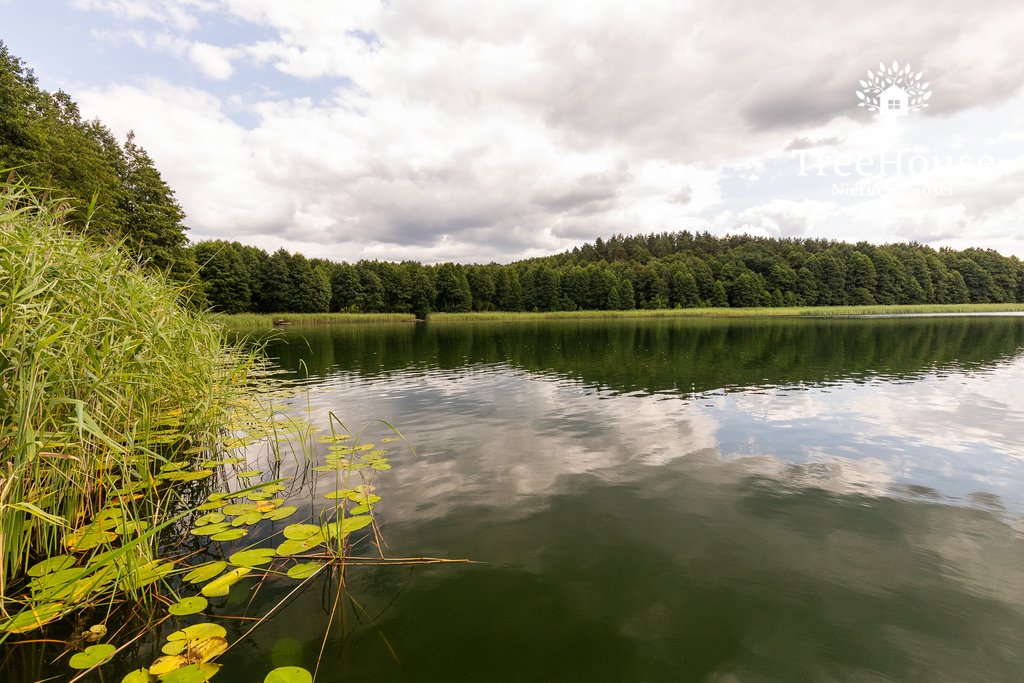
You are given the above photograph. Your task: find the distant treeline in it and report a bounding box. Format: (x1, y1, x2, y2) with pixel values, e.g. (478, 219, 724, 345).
(0, 42, 191, 277)
(190, 232, 1024, 317)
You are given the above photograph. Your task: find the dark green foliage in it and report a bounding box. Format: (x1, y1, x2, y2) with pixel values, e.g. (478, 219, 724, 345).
(194, 240, 252, 313)
(435, 263, 472, 312)
(0, 42, 188, 272)
(195, 231, 1023, 315)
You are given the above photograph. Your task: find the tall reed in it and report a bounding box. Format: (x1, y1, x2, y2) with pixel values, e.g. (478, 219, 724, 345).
(0, 179, 258, 607)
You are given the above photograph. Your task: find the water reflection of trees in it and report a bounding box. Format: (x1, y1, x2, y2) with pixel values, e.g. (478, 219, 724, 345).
(264, 317, 1024, 396)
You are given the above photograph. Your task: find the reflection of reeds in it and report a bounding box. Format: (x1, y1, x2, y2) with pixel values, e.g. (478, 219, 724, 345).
(0, 178, 262, 621)
(428, 303, 1024, 322)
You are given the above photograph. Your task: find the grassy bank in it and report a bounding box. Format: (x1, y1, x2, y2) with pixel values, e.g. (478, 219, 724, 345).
(0, 181, 260, 619)
(428, 303, 1024, 322)
(213, 311, 417, 330)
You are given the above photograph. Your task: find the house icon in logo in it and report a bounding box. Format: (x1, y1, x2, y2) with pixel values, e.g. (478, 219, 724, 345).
(879, 83, 909, 118)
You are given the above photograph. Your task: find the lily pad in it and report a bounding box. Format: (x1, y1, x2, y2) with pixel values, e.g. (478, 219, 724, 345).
(0, 602, 64, 633)
(160, 665, 208, 683)
(228, 548, 277, 567)
(162, 663, 221, 683)
(230, 511, 263, 526)
(282, 524, 321, 540)
(210, 529, 248, 542)
(262, 506, 297, 521)
(286, 562, 323, 580)
(188, 635, 229, 662)
(221, 503, 257, 516)
(276, 534, 325, 557)
(330, 515, 374, 537)
(201, 567, 252, 597)
(323, 489, 357, 500)
(64, 528, 117, 551)
(236, 470, 262, 478)
(68, 643, 117, 669)
(194, 512, 226, 526)
(167, 622, 228, 642)
(121, 668, 153, 683)
(149, 654, 189, 676)
(190, 522, 231, 537)
(168, 596, 208, 616)
(183, 561, 226, 584)
(27, 555, 76, 577)
(265, 666, 313, 683)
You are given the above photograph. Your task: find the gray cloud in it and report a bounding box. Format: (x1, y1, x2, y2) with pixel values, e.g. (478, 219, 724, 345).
(69, 0, 1024, 262)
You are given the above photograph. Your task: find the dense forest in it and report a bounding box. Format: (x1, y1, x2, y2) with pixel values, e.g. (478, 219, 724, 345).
(4, 42, 1023, 318)
(189, 234, 1024, 317)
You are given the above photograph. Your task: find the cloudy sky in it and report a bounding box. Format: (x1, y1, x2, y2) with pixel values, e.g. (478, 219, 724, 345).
(5, 0, 1024, 262)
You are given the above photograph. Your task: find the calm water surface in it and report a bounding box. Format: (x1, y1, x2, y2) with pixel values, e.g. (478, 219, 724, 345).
(24, 316, 1024, 682)
(249, 316, 1024, 682)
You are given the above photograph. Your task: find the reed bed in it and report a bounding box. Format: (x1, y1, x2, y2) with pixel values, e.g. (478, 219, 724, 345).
(213, 312, 417, 330)
(428, 303, 1024, 323)
(0, 179, 260, 610)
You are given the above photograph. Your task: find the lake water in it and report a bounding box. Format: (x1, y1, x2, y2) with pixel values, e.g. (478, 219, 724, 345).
(17, 316, 1024, 682)
(248, 316, 1024, 682)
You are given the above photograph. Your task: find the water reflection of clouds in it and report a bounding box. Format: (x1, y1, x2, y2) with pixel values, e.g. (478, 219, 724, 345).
(275, 353, 1024, 526)
(717, 358, 1024, 511)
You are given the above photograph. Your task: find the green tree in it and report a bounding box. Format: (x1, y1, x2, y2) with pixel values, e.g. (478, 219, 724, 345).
(435, 263, 472, 312)
(118, 132, 187, 271)
(193, 240, 252, 313)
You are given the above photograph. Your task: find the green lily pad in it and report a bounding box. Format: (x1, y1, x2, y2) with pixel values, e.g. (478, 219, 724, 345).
(162, 663, 219, 683)
(0, 602, 64, 633)
(286, 562, 323, 580)
(64, 528, 117, 551)
(183, 561, 226, 584)
(194, 512, 226, 526)
(68, 643, 116, 669)
(230, 511, 263, 526)
(323, 515, 374, 539)
(168, 596, 208, 616)
(190, 522, 231, 537)
(27, 555, 76, 577)
(121, 668, 153, 682)
(236, 470, 262, 478)
(115, 519, 152, 535)
(246, 492, 272, 501)
(162, 470, 214, 482)
(127, 561, 174, 589)
(201, 568, 252, 597)
(210, 529, 248, 542)
(283, 524, 321, 540)
(262, 506, 297, 521)
(323, 489, 357, 500)
(167, 622, 228, 642)
(196, 501, 225, 511)
(222, 503, 258, 516)
(265, 666, 313, 683)
(229, 548, 277, 567)
(275, 533, 325, 557)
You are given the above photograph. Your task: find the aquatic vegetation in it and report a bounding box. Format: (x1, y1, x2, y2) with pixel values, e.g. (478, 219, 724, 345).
(0, 179, 452, 681)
